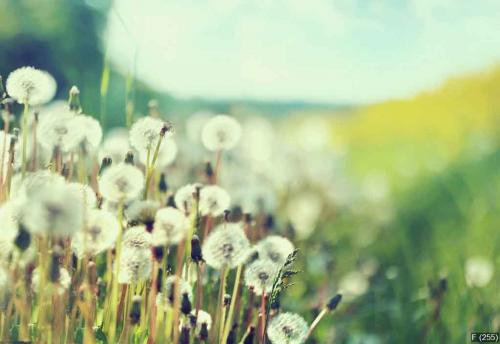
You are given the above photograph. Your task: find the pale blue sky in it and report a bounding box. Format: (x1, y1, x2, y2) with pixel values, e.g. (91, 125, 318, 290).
(106, 0, 500, 104)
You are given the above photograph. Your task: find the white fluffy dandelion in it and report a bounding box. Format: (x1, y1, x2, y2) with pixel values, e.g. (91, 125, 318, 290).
(72, 209, 120, 257)
(98, 129, 130, 164)
(122, 226, 152, 250)
(6, 67, 56, 105)
(125, 200, 160, 227)
(32, 267, 71, 296)
(139, 137, 177, 169)
(152, 207, 189, 246)
(117, 247, 152, 284)
(10, 170, 65, 202)
(190, 309, 212, 335)
(267, 312, 308, 344)
(21, 182, 84, 237)
(465, 256, 494, 288)
(339, 271, 369, 299)
(201, 114, 242, 151)
(129, 116, 172, 152)
(199, 185, 230, 217)
(174, 183, 201, 214)
(72, 115, 103, 151)
(255, 236, 295, 265)
(202, 222, 251, 270)
(37, 110, 84, 153)
(286, 192, 322, 240)
(244, 259, 279, 296)
(67, 182, 97, 211)
(99, 163, 144, 202)
(0, 201, 22, 257)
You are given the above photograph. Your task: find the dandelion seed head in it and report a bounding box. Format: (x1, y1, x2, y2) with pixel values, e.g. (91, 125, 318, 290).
(199, 185, 230, 217)
(190, 309, 212, 334)
(202, 222, 250, 270)
(118, 247, 152, 284)
(152, 207, 189, 245)
(465, 256, 494, 288)
(244, 259, 279, 296)
(125, 200, 160, 226)
(174, 183, 202, 214)
(37, 110, 84, 153)
(21, 182, 84, 237)
(123, 226, 152, 250)
(99, 163, 144, 202)
(130, 116, 173, 152)
(98, 129, 130, 164)
(72, 209, 120, 257)
(67, 182, 97, 211)
(73, 115, 103, 151)
(255, 235, 295, 265)
(6, 67, 56, 105)
(139, 137, 177, 168)
(32, 267, 71, 295)
(11, 170, 65, 201)
(267, 312, 308, 344)
(201, 114, 242, 151)
(286, 192, 322, 239)
(339, 271, 369, 299)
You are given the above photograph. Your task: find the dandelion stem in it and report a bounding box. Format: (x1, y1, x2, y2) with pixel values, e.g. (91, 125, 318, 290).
(222, 264, 243, 343)
(21, 102, 29, 178)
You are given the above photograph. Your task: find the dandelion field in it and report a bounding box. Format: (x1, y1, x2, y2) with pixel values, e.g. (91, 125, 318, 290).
(1, 2, 500, 344)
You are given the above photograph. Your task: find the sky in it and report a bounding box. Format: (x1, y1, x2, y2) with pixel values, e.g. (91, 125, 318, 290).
(105, 0, 500, 104)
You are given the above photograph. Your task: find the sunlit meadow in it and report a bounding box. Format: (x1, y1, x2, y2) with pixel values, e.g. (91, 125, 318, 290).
(1, 1, 500, 344)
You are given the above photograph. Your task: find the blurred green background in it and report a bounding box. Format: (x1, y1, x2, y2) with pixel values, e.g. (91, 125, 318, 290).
(1, 1, 499, 343)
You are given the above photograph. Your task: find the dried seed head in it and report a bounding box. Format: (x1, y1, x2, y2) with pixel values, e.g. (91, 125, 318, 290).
(199, 185, 231, 217)
(202, 222, 251, 270)
(201, 114, 242, 151)
(267, 312, 308, 344)
(181, 292, 192, 315)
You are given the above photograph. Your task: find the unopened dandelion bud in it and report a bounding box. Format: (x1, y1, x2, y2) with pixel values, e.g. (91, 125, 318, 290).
(204, 161, 213, 178)
(227, 323, 238, 344)
(129, 295, 142, 325)
(264, 215, 275, 230)
(156, 268, 163, 292)
(439, 277, 447, 293)
(180, 325, 190, 344)
(242, 326, 255, 344)
(14, 224, 31, 251)
(153, 245, 165, 261)
(199, 323, 209, 341)
(61, 163, 70, 178)
(159, 173, 168, 192)
(49, 246, 63, 283)
(224, 209, 230, 222)
(99, 156, 112, 175)
(166, 195, 176, 208)
(326, 293, 342, 312)
(68, 85, 81, 113)
(181, 292, 192, 315)
(224, 293, 231, 307)
(125, 151, 135, 165)
(190, 235, 203, 263)
(160, 121, 173, 137)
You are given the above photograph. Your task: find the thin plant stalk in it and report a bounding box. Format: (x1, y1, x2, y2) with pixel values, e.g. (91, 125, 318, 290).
(222, 264, 243, 343)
